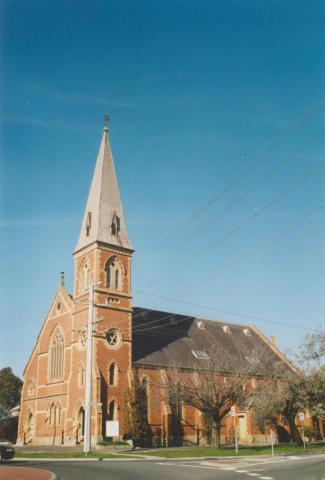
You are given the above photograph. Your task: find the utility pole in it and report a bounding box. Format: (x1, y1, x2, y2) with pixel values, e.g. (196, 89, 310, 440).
(230, 406, 238, 454)
(83, 284, 94, 454)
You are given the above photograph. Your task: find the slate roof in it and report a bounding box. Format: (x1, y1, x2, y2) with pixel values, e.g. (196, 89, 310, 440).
(132, 307, 292, 375)
(75, 127, 132, 253)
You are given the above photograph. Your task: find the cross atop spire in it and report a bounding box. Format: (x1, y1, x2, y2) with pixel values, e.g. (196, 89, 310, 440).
(104, 112, 110, 132)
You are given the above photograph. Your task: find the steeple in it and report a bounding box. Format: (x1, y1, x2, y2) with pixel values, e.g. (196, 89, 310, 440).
(74, 119, 132, 253)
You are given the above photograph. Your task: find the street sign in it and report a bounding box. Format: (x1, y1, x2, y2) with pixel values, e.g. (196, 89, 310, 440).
(106, 420, 119, 437)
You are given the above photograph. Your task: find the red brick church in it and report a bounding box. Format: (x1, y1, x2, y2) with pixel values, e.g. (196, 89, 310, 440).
(17, 123, 296, 447)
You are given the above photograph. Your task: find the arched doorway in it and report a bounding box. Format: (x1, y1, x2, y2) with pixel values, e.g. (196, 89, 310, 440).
(76, 407, 85, 443)
(25, 412, 34, 444)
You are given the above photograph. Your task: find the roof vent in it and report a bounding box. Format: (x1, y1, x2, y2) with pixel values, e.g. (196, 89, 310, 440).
(197, 320, 205, 330)
(169, 316, 177, 325)
(243, 328, 251, 336)
(222, 325, 231, 334)
(191, 350, 209, 360)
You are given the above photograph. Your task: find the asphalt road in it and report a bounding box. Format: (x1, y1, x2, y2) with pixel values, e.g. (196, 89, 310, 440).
(4, 454, 325, 480)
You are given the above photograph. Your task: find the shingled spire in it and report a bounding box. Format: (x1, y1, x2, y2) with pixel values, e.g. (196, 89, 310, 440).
(74, 121, 132, 253)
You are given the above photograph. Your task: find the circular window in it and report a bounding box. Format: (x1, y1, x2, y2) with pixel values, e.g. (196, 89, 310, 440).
(106, 329, 120, 347)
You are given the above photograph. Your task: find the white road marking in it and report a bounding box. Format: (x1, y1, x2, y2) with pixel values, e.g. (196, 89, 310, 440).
(258, 477, 274, 480)
(235, 470, 248, 473)
(157, 463, 220, 470)
(242, 458, 291, 469)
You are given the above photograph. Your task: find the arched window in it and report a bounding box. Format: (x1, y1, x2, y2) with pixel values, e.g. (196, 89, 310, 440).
(82, 261, 89, 290)
(140, 377, 149, 422)
(108, 400, 117, 420)
(49, 328, 64, 380)
(108, 362, 117, 386)
(78, 364, 85, 387)
(25, 412, 34, 443)
(168, 382, 183, 446)
(105, 257, 122, 291)
(49, 403, 61, 426)
(78, 407, 85, 437)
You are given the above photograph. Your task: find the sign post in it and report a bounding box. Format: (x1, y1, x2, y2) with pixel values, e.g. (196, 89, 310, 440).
(106, 420, 119, 438)
(230, 406, 238, 455)
(270, 428, 274, 456)
(298, 412, 306, 450)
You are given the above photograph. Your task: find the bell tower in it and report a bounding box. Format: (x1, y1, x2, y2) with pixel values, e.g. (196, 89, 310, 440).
(72, 117, 133, 441)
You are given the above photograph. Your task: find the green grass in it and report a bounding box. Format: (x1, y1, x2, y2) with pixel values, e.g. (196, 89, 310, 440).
(128, 443, 325, 458)
(14, 443, 325, 459)
(15, 451, 133, 459)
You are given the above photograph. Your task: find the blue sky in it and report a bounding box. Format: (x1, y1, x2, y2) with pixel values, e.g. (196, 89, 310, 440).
(1, 0, 324, 377)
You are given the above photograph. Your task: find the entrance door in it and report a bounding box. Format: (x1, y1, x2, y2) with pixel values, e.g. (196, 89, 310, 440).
(239, 415, 247, 443)
(77, 407, 85, 442)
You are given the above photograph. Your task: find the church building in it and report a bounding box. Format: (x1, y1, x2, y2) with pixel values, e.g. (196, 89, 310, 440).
(17, 122, 297, 447)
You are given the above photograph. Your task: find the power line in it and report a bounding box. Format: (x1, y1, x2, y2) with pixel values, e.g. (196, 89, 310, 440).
(146, 96, 325, 255)
(263, 200, 325, 244)
(151, 157, 325, 285)
(168, 126, 324, 250)
(133, 288, 318, 332)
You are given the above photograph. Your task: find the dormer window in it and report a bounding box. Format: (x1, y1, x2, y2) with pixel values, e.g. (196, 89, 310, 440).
(86, 212, 92, 237)
(196, 320, 205, 330)
(191, 350, 209, 359)
(111, 213, 120, 236)
(222, 325, 231, 334)
(243, 328, 251, 336)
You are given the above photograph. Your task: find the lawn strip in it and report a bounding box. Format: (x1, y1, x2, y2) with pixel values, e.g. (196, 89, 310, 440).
(15, 451, 131, 459)
(127, 444, 325, 459)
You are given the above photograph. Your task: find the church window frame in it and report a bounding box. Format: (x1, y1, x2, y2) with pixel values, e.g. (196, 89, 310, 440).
(104, 256, 123, 291)
(111, 212, 120, 236)
(25, 410, 34, 443)
(48, 402, 61, 426)
(106, 328, 121, 348)
(140, 377, 149, 423)
(108, 399, 118, 421)
(49, 327, 65, 381)
(86, 212, 92, 237)
(81, 259, 90, 291)
(108, 362, 118, 386)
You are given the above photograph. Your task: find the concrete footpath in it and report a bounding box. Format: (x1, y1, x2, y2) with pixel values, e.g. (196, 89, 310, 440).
(0, 466, 56, 480)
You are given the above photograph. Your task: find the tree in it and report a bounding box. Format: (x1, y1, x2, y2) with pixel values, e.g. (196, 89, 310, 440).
(123, 372, 152, 447)
(251, 383, 284, 433)
(162, 348, 258, 449)
(0, 368, 22, 411)
(299, 330, 325, 369)
(298, 331, 325, 439)
(0, 368, 22, 442)
(266, 363, 307, 445)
